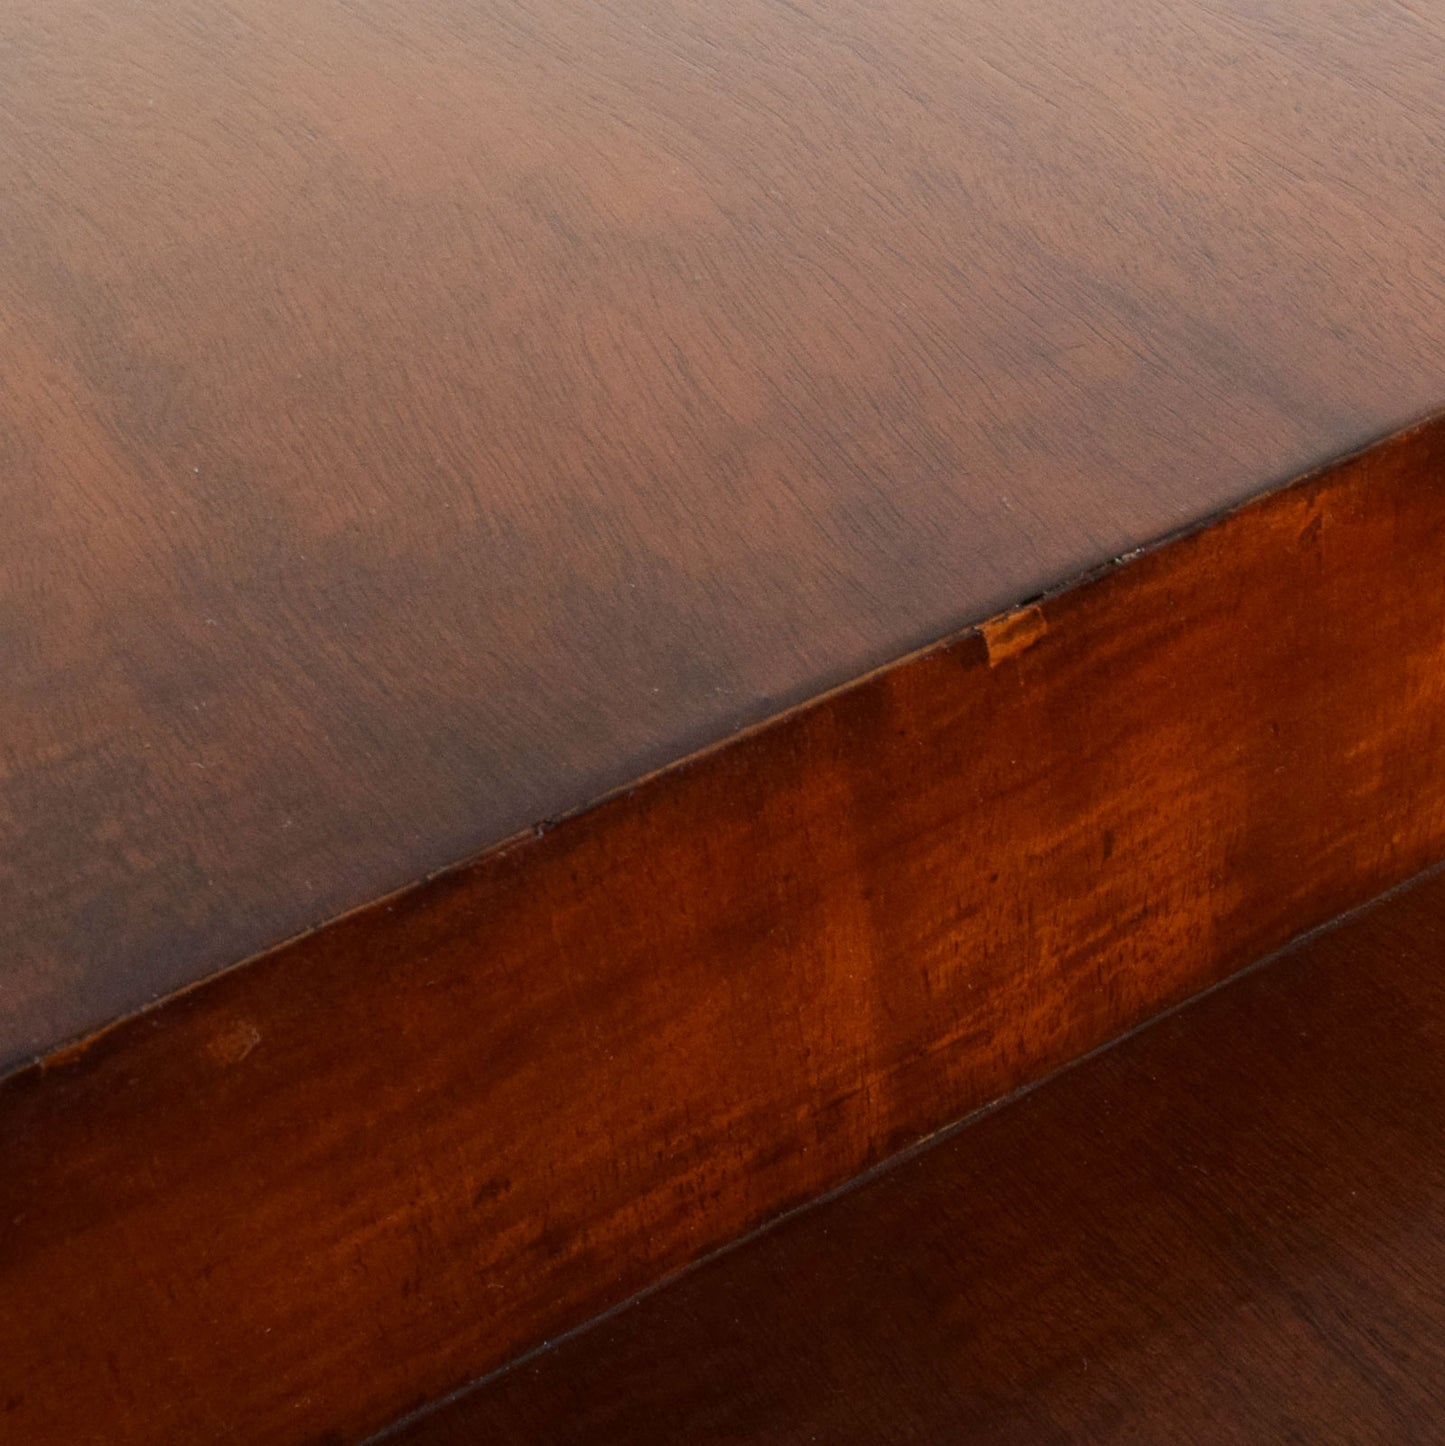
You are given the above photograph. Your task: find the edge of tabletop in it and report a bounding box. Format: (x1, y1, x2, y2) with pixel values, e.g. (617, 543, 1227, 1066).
(10, 405, 1445, 1090)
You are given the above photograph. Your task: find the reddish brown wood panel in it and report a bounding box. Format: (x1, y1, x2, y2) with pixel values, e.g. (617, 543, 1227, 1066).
(3, 420, 1445, 1443)
(392, 864, 1445, 1446)
(5, 0, 1445, 1067)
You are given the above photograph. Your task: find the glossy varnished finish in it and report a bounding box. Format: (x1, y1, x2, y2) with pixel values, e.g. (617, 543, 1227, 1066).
(392, 866, 1445, 1446)
(4, 422, 1445, 1443)
(5, 0, 1445, 1064)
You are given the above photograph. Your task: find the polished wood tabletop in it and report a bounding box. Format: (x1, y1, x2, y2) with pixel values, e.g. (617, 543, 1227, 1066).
(7, 3, 1445, 1441)
(4, 0, 1445, 1063)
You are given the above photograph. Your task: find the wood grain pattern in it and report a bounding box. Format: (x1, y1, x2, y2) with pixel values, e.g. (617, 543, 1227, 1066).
(5, 0, 1445, 1065)
(4, 419, 1445, 1444)
(391, 862, 1445, 1446)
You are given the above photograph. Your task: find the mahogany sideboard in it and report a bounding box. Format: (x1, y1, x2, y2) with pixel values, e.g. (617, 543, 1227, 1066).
(3, 0, 1445, 1440)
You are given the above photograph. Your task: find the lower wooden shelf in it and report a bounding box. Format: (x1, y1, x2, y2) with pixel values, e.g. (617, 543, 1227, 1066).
(383, 863, 1445, 1443)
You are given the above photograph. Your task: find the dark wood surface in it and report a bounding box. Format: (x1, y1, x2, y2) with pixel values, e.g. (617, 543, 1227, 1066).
(5, 420, 1445, 1445)
(5, 0, 1445, 1066)
(389, 861, 1445, 1446)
